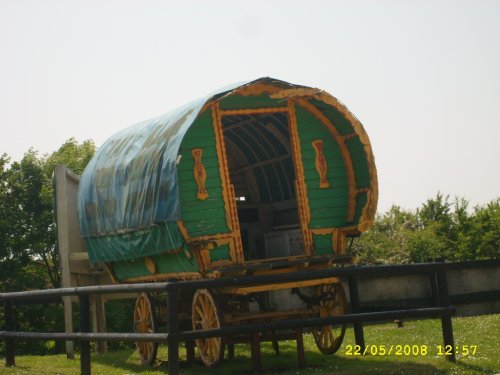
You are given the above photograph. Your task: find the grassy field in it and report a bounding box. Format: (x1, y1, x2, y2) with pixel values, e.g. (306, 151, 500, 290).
(1, 314, 498, 375)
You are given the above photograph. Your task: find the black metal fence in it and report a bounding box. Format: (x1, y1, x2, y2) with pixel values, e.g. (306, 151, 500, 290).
(1, 262, 457, 375)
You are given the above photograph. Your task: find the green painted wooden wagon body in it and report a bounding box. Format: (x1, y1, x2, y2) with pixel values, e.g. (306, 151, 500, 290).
(78, 77, 377, 282)
(77, 78, 378, 365)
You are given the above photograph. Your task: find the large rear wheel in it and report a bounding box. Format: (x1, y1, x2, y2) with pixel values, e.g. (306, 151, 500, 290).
(312, 283, 347, 354)
(134, 292, 158, 365)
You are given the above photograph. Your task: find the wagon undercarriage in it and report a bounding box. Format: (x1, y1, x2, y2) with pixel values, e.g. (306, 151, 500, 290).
(133, 277, 347, 367)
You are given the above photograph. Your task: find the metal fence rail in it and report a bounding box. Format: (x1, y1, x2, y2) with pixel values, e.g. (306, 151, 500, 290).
(1, 262, 457, 375)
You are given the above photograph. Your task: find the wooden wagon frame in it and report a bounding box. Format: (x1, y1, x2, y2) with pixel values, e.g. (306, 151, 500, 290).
(76, 77, 378, 366)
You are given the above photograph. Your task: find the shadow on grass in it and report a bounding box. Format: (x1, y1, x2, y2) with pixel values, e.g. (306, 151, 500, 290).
(91, 345, 451, 375)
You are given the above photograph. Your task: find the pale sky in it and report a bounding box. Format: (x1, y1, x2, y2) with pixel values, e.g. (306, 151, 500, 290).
(1, 0, 499, 212)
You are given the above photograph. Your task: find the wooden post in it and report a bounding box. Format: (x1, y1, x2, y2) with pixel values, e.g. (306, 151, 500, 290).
(227, 343, 235, 360)
(167, 285, 179, 375)
(186, 340, 196, 364)
(79, 295, 91, 375)
(4, 300, 15, 367)
(251, 332, 262, 372)
(429, 272, 440, 307)
(54, 165, 82, 359)
(296, 328, 305, 368)
(437, 269, 456, 363)
(348, 276, 365, 351)
(91, 295, 107, 354)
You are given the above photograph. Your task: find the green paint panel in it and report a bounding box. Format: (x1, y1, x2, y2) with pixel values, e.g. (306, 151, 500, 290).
(219, 94, 287, 110)
(308, 195, 350, 209)
(178, 109, 229, 237)
(303, 169, 347, 185)
(179, 136, 217, 148)
(112, 245, 199, 281)
(153, 248, 199, 274)
(345, 137, 371, 189)
(178, 176, 224, 192)
(295, 104, 349, 229)
(84, 221, 183, 263)
(354, 192, 368, 223)
(209, 244, 231, 262)
(309, 99, 355, 136)
(113, 258, 150, 280)
(313, 234, 333, 256)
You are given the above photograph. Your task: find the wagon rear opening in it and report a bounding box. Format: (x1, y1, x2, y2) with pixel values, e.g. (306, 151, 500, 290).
(222, 112, 303, 261)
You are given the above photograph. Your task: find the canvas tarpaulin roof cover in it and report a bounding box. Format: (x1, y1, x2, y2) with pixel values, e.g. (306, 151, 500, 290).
(77, 78, 304, 242)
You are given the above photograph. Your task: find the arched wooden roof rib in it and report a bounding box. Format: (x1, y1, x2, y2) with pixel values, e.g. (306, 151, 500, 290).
(222, 111, 295, 204)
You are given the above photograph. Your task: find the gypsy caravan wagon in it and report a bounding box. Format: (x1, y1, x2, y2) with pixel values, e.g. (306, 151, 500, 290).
(77, 77, 378, 366)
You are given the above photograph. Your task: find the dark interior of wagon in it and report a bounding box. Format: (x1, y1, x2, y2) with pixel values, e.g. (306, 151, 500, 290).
(221, 112, 303, 260)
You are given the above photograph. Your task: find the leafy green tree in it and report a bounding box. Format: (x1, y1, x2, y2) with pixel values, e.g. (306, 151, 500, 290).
(0, 139, 95, 355)
(354, 193, 499, 264)
(352, 206, 419, 264)
(469, 199, 500, 260)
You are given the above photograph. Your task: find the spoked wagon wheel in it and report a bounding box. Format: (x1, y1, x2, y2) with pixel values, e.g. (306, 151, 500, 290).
(192, 289, 224, 367)
(312, 283, 347, 354)
(134, 292, 158, 365)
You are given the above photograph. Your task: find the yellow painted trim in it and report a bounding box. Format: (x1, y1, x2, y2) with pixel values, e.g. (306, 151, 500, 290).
(144, 257, 157, 274)
(331, 229, 347, 256)
(223, 276, 340, 295)
(310, 228, 335, 235)
(192, 148, 208, 200)
(176, 220, 191, 242)
(212, 103, 244, 264)
(270, 87, 323, 99)
(288, 100, 313, 256)
(119, 272, 202, 283)
(312, 139, 330, 188)
(219, 107, 288, 116)
(230, 83, 285, 97)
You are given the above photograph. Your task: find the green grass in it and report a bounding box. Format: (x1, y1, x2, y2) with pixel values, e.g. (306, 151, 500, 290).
(1, 314, 499, 375)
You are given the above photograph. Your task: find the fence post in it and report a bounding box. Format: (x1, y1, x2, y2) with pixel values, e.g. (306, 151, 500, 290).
(4, 300, 15, 367)
(348, 276, 365, 351)
(429, 272, 440, 307)
(436, 268, 456, 363)
(167, 283, 179, 375)
(79, 294, 91, 375)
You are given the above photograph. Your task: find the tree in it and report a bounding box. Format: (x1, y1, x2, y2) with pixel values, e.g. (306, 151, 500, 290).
(353, 194, 499, 264)
(352, 206, 419, 264)
(469, 199, 500, 260)
(0, 139, 95, 290)
(0, 139, 95, 355)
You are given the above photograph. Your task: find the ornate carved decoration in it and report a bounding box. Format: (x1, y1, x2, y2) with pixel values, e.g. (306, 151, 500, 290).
(312, 139, 330, 189)
(192, 148, 208, 200)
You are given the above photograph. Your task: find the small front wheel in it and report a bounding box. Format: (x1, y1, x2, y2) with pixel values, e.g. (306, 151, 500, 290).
(192, 289, 224, 367)
(134, 292, 158, 365)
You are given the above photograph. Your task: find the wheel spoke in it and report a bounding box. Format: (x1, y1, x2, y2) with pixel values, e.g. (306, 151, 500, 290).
(327, 327, 334, 345)
(195, 305, 205, 320)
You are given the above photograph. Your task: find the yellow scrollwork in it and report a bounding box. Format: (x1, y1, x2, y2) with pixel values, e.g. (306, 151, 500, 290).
(312, 139, 330, 189)
(192, 148, 208, 200)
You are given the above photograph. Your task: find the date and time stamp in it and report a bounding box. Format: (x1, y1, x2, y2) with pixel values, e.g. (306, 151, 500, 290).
(345, 344, 478, 357)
